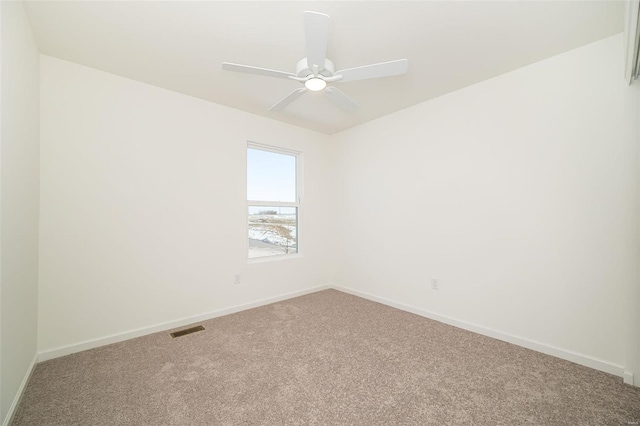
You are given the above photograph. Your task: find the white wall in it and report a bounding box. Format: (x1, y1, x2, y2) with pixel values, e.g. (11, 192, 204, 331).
(38, 56, 334, 354)
(0, 1, 40, 423)
(332, 34, 640, 382)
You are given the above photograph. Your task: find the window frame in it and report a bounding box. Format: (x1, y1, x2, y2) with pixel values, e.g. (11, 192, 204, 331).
(246, 142, 303, 262)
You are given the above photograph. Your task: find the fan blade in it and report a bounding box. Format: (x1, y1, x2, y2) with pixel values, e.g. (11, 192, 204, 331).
(222, 62, 297, 80)
(303, 11, 330, 71)
(324, 87, 358, 112)
(270, 88, 307, 111)
(336, 59, 408, 83)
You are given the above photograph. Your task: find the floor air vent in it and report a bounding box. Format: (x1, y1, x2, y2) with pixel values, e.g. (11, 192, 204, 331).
(170, 325, 205, 338)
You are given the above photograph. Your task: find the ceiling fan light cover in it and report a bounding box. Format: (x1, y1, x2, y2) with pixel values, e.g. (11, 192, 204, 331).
(305, 77, 327, 91)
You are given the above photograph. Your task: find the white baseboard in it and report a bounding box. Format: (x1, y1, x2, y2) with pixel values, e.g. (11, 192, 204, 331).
(39, 285, 329, 362)
(2, 352, 38, 426)
(623, 370, 635, 386)
(331, 284, 628, 381)
(35, 283, 635, 385)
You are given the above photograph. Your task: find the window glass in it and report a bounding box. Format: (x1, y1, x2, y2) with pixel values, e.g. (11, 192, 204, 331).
(247, 148, 296, 203)
(247, 146, 300, 259)
(248, 206, 298, 258)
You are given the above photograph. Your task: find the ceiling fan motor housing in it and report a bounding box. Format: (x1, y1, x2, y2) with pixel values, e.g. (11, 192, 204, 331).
(297, 58, 335, 78)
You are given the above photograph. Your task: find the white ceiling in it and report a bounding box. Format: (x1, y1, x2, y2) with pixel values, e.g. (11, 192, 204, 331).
(25, 1, 623, 134)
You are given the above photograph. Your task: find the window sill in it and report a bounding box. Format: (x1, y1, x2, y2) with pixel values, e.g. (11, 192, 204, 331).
(247, 253, 304, 264)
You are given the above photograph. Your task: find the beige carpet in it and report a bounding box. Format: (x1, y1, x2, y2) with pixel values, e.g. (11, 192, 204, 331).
(13, 289, 640, 425)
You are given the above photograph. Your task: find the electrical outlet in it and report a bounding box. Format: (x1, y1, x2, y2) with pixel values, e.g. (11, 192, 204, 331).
(234, 274, 241, 285)
(431, 278, 439, 290)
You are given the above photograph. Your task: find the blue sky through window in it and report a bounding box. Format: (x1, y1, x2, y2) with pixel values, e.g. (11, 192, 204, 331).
(247, 148, 296, 202)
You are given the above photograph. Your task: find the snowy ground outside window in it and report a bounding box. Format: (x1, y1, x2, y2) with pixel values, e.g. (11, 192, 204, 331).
(248, 208, 297, 258)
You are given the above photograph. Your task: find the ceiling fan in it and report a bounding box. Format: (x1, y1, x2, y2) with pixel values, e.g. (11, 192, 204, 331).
(221, 11, 409, 112)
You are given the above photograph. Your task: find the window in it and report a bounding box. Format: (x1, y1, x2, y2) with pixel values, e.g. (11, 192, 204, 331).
(247, 143, 301, 259)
